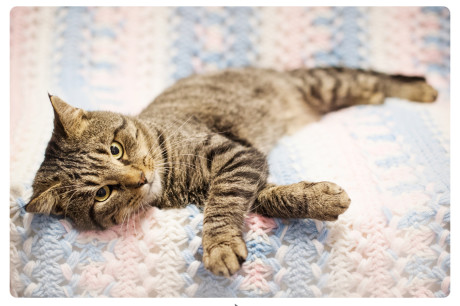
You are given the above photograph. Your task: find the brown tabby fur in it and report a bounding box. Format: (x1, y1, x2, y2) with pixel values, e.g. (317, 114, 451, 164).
(26, 67, 437, 277)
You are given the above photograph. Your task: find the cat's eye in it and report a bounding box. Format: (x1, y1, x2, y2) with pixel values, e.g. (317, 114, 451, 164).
(110, 141, 124, 159)
(95, 186, 111, 202)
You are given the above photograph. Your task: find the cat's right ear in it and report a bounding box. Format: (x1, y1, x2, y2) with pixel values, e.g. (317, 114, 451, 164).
(25, 185, 63, 215)
(49, 94, 88, 137)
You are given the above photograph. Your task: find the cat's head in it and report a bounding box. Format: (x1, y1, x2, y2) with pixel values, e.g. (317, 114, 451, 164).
(25, 95, 162, 230)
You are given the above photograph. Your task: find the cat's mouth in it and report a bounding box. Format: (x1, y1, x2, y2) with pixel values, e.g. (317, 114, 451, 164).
(141, 170, 162, 202)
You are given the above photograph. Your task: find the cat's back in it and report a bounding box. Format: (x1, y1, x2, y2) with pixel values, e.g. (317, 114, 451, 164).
(142, 67, 280, 110)
(138, 68, 317, 152)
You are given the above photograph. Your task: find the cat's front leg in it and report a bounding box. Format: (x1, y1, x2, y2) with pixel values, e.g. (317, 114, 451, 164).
(202, 144, 268, 277)
(252, 181, 351, 220)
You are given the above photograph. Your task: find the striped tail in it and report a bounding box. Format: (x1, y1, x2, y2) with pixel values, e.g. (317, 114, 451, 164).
(289, 67, 438, 113)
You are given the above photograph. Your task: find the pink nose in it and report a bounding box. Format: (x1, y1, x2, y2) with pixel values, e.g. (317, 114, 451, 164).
(138, 171, 147, 186)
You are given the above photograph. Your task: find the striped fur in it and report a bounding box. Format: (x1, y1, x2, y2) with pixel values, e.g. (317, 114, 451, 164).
(26, 67, 437, 276)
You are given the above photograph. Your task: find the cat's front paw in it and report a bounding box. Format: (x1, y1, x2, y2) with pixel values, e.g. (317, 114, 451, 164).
(202, 236, 247, 277)
(305, 181, 351, 221)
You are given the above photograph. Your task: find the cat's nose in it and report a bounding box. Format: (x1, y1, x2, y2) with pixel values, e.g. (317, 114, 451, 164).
(122, 169, 148, 188)
(138, 171, 147, 187)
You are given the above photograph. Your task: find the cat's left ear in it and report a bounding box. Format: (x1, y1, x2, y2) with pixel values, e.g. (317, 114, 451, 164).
(49, 94, 88, 137)
(25, 185, 63, 216)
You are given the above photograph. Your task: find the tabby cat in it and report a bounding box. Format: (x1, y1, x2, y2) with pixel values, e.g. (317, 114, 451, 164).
(25, 67, 437, 276)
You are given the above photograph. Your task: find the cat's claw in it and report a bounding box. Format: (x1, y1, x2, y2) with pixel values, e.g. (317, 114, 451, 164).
(203, 237, 247, 277)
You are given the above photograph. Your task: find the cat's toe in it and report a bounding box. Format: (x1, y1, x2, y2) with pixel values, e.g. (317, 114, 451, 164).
(203, 237, 247, 277)
(323, 182, 344, 195)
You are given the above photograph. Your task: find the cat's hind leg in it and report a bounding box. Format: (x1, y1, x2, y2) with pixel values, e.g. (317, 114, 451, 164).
(252, 181, 351, 221)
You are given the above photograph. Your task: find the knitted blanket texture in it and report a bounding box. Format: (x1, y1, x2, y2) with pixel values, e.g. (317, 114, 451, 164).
(10, 7, 450, 297)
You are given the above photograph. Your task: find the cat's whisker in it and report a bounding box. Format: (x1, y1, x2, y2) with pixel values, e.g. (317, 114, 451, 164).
(154, 160, 202, 171)
(146, 115, 196, 157)
(135, 204, 143, 237)
(63, 189, 79, 219)
(125, 209, 130, 235)
(177, 153, 212, 162)
(58, 187, 87, 219)
(57, 185, 89, 194)
(156, 162, 200, 170)
(145, 134, 213, 175)
(151, 135, 216, 164)
(120, 210, 126, 235)
(48, 184, 85, 193)
(120, 207, 128, 235)
(146, 117, 236, 160)
(133, 216, 137, 237)
(155, 160, 196, 166)
(134, 207, 139, 236)
(134, 204, 141, 237)
(159, 167, 198, 174)
(149, 131, 219, 154)
(124, 209, 130, 235)
(249, 198, 264, 214)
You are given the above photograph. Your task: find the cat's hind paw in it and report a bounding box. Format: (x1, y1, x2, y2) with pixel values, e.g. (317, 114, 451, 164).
(413, 82, 438, 103)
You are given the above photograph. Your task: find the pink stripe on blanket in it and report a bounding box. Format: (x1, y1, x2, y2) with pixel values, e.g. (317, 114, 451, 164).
(245, 214, 277, 233)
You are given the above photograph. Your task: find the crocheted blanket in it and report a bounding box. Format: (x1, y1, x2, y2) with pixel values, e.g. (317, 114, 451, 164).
(10, 7, 450, 297)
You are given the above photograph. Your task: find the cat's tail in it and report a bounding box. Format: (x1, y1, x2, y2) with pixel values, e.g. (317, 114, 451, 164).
(288, 67, 438, 113)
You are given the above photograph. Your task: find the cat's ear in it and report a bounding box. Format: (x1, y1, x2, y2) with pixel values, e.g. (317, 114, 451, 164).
(25, 185, 63, 215)
(49, 94, 88, 137)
